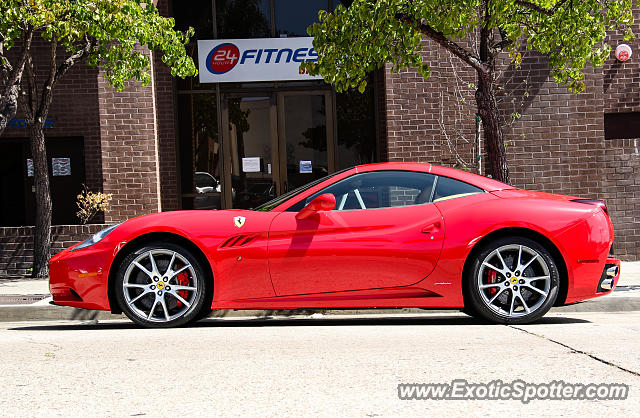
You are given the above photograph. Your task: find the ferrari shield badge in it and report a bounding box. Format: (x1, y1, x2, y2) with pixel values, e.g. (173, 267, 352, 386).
(234, 216, 246, 228)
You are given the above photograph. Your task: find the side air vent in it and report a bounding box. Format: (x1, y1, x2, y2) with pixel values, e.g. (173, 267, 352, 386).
(220, 234, 259, 248)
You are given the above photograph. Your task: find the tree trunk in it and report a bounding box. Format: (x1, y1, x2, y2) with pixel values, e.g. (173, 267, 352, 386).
(29, 122, 52, 278)
(0, 86, 20, 137)
(1, 28, 33, 136)
(475, 71, 510, 184)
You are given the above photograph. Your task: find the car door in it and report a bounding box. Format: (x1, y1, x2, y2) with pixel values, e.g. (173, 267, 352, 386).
(267, 170, 445, 296)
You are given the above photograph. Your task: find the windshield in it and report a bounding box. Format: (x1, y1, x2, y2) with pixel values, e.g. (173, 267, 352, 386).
(253, 168, 350, 211)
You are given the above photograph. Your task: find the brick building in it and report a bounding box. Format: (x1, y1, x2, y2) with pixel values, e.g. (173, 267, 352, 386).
(1, 1, 639, 276)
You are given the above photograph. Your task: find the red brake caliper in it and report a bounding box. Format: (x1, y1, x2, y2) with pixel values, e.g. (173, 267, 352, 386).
(175, 271, 190, 307)
(487, 270, 498, 296)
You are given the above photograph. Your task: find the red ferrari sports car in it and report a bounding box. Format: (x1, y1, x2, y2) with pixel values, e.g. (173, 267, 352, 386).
(49, 162, 620, 327)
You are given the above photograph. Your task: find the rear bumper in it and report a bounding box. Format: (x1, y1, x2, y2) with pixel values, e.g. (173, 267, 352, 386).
(597, 258, 621, 293)
(564, 257, 620, 304)
(559, 205, 619, 304)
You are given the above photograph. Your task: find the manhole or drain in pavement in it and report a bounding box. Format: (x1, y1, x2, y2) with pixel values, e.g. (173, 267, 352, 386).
(0, 294, 50, 305)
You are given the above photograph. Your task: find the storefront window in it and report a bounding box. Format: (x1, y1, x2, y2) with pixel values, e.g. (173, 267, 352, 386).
(177, 93, 222, 210)
(216, 0, 271, 39)
(333, 0, 353, 10)
(275, 0, 328, 37)
(172, 0, 214, 39)
(171, 0, 378, 210)
(336, 76, 377, 169)
(283, 94, 329, 189)
(175, 44, 218, 91)
(228, 96, 276, 209)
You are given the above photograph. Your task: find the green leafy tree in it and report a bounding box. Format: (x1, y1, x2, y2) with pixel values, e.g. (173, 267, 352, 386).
(303, 0, 634, 183)
(0, 0, 197, 278)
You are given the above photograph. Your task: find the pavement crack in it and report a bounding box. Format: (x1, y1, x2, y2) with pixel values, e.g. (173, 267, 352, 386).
(509, 325, 640, 378)
(22, 336, 63, 352)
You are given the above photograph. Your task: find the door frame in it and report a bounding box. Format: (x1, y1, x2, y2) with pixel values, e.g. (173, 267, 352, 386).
(221, 89, 336, 208)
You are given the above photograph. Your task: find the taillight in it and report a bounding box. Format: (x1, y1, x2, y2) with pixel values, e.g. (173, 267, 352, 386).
(571, 199, 609, 216)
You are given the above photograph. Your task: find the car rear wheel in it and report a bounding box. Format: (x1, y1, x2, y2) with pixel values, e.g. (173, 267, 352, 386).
(465, 236, 559, 324)
(115, 242, 208, 328)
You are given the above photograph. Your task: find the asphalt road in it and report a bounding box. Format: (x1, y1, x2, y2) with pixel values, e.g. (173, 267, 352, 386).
(1, 311, 639, 417)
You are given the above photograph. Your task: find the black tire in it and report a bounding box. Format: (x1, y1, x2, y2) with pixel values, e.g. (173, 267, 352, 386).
(464, 236, 559, 325)
(195, 306, 213, 322)
(460, 306, 481, 320)
(115, 241, 209, 328)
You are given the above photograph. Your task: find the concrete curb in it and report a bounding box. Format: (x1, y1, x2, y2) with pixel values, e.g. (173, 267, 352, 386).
(1, 295, 639, 322)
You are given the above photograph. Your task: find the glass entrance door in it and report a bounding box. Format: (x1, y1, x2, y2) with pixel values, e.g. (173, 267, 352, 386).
(224, 95, 278, 209)
(277, 91, 335, 192)
(222, 90, 335, 209)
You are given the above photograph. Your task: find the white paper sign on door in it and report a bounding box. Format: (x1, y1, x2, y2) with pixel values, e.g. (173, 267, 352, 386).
(242, 157, 261, 173)
(52, 158, 71, 176)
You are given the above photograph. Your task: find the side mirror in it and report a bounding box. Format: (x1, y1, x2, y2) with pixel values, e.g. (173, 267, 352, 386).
(296, 193, 336, 220)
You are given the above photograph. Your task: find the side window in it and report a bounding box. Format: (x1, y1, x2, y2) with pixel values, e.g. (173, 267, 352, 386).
(286, 171, 436, 211)
(432, 176, 483, 202)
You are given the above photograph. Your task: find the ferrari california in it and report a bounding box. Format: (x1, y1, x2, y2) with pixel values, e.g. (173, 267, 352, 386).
(49, 162, 620, 327)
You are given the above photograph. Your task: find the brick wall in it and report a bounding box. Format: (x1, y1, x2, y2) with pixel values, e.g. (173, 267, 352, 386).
(384, 26, 639, 259)
(499, 55, 605, 198)
(599, 10, 640, 259)
(97, 0, 178, 221)
(98, 57, 162, 223)
(0, 224, 107, 277)
(385, 40, 477, 170)
(156, 0, 181, 211)
(600, 139, 640, 258)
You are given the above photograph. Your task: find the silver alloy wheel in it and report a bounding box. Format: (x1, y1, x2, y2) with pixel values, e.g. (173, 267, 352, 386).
(477, 244, 551, 318)
(122, 249, 198, 323)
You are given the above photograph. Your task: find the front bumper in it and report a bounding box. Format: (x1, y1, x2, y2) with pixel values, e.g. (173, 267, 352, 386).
(49, 244, 114, 311)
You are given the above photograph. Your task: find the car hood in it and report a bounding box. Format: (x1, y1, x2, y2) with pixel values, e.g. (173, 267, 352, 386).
(108, 209, 279, 249)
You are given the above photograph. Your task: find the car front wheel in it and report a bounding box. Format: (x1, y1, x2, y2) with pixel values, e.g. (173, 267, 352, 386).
(465, 236, 560, 324)
(115, 242, 208, 328)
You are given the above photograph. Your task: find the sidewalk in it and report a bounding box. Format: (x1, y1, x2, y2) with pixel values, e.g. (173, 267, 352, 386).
(620, 260, 640, 286)
(1, 261, 639, 322)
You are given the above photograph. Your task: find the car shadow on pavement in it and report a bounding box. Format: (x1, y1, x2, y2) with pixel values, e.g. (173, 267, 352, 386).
(8, 314, 590, 331)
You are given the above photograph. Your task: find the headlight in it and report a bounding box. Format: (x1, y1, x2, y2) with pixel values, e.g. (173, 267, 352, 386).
(72, 224, 121, 251)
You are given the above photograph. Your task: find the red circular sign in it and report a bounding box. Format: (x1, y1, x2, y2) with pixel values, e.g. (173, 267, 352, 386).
(206, 43, 240, 74)
(615, 44, 632, 62)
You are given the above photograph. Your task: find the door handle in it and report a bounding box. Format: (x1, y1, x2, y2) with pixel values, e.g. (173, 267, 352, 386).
(421, 222, 441, 234)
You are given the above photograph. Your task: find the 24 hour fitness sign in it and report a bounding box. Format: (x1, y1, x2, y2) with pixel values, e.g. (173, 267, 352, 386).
(197, 37, 323, 83)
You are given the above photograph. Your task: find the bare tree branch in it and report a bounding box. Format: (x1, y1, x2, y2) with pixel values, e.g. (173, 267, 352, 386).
(479, 0, 491, 63)
(0, 26, 33, 133)
(23, 37, 37, 124)
(53, 35, 97, 85)
(397, 13, 488, 74)
(36, 37, 58, 120)
(1, 27, 33, 91)
(31, 35, 96, 122)
(491, 27, 513, 53)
